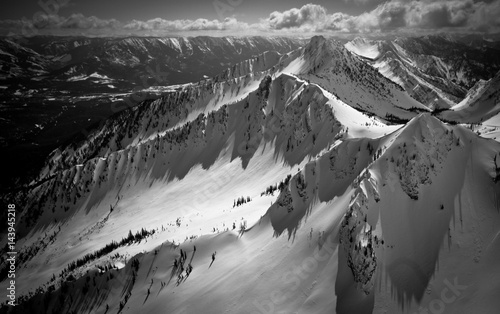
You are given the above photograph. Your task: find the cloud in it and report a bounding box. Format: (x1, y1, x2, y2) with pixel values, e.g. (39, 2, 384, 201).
(0, 19, 32, 30)
(123, 17, 249, 32)
(261, 1, 500, 34)
(405, 0, 474, 28)
(0, 14, 250, 36)
(1, 13, 121, 32)
(398, 0, 500, 31)
(1, 1, 500, 36)
(59, 14, 121, 29)
(259, 2, 408, 33)
(376, 1, 407, 29)
(265, 4, 328, 30)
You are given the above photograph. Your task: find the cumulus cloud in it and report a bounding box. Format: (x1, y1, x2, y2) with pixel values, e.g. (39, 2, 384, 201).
(388, 0, 500, 31)
(469, 0, 500, 31)
(404, 0, 474, 28)
(1, 1, 499, 36)
(265, 4, 328, 30)
(261, 1, 500, 34)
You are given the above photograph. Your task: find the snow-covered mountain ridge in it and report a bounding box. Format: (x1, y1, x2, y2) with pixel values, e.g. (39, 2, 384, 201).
(0, 36, 306, 88)
(345, 35, 500, 110)
(1, 35, 500, 314)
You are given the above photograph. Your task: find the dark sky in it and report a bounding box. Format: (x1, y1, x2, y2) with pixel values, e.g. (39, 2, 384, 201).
(0, 0, 384, 21)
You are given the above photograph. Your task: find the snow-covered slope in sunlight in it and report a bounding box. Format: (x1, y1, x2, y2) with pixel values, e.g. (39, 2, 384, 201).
(281, 36, 430, 123)
(345, 38, 465, 110)
(344, 37, 382, 60)
(393, 35, 500, 90)
(452, 79, 490, 111)
(9, 114, 500, 314)
(3, 61, 404, 303)
(439, 71, 500, 124)
(477, 112, 500, 142)
(367, 114, 500, 314)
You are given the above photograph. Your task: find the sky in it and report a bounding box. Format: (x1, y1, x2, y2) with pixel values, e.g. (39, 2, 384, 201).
(0, 0, 499, 37)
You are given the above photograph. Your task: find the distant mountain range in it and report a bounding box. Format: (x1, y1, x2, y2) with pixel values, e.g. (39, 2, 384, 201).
(0, 36, 305, 190)
(0, 36, 306, 91)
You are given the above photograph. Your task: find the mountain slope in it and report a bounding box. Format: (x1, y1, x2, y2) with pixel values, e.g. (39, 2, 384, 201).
(7, 114, 500, 314)
(394, 35, 500, 90)
(439, 70, 500, 124)
(4, 36, 305, 88)
(1, 36, 500, 314)
(279, 36, 429, 122)
(344, 36, 485, 109)
(0, 39, 53, 78)
(0, 35, 305, 190)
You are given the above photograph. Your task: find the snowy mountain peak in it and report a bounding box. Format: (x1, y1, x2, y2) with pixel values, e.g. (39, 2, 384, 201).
(345, 37, 382, 60)
(343, 35, 500, 109)
(304, 36, 345, 58)
(279, 36, 429, 120)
